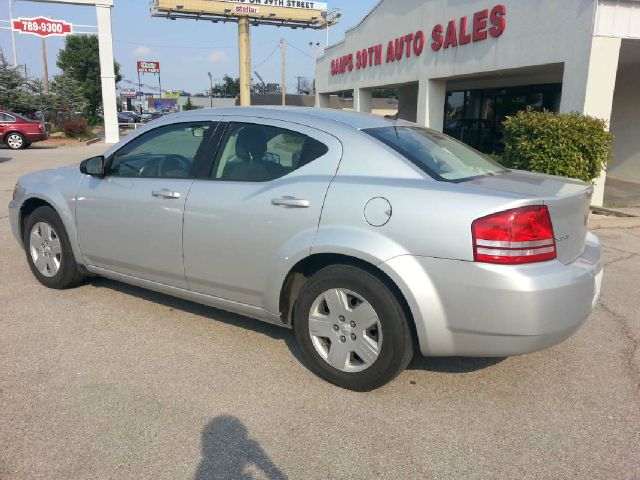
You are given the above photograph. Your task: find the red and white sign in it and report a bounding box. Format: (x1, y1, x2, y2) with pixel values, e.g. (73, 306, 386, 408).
(137, 61, 161, 74)
(12, 17, 72, 38)
(330, 4, 507, 77)
(235, 5, 259, 14)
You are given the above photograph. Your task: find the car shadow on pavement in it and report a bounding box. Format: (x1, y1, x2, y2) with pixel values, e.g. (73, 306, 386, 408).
(409, 356, 505, 373)
(194, 415, 287, 480)
(89, 278, 504, 377)
(88, 277, 307, 366)
(0, 157, 11, 163)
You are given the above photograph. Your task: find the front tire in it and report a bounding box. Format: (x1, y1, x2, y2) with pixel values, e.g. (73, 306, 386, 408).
(6, 132, 26, 150)
(23, 206, 84, 289)
(294, 265, 413, 391)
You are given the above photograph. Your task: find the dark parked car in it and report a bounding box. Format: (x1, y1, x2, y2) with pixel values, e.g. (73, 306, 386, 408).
(0, 112, 48, 150)
(117, 112, 139, 124)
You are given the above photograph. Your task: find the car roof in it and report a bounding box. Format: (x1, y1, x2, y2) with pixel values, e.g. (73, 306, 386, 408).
(168, 106, 405, 131)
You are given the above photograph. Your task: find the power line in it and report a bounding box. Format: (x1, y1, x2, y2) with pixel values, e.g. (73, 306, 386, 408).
(287, 43, 314, 59)
(253, 43, 280, 68)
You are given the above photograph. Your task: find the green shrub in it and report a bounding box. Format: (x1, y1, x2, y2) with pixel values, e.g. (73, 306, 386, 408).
(502, 110, 613, 183)
(61, 118, 89, 138)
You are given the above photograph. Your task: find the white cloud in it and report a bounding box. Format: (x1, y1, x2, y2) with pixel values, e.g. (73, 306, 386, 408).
(207, 50, 229, 64)
(133, 45, 152, 57)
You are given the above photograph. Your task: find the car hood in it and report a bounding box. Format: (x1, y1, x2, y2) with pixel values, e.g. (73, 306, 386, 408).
(18, 165, 84, 200)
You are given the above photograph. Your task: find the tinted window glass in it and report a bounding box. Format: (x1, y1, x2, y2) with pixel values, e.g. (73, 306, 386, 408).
(0, 113, 15, 122)
(108, 122, 212, 178)
(364, 126, 506, 182)
(212, 123, 328, 182)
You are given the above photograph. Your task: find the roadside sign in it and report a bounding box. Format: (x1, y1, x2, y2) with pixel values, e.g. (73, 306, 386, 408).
(137, 61, 161, 74)
(12, 17, 73, 37)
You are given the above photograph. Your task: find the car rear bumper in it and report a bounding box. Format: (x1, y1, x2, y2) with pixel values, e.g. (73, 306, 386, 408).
(381, 232, 602, 357)
(24, 132, 48, 142)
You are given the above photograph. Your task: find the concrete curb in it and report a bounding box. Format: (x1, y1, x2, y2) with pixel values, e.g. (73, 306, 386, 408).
(589, 215, 640, 230)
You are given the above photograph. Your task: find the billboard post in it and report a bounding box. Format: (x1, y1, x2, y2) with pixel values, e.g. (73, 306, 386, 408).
(238, 16, 250, 106)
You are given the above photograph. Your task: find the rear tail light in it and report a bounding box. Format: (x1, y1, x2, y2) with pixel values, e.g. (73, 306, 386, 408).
(39, 123, 45, 132)
(472, 205, 556, 264)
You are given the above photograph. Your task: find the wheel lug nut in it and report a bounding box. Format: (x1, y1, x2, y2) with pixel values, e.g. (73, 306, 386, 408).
(350, 321, 356, 328)
(332, 324, 339, 332)
(350, 333, 356, 341)
(339, 315, 345, 322)
(339, 335, 346, 343)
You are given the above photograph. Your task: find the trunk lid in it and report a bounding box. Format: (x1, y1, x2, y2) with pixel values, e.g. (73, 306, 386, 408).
(468, 170, 592, 264)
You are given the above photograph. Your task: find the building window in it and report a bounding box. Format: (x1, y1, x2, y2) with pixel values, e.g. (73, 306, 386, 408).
(444, 84, 561, 154)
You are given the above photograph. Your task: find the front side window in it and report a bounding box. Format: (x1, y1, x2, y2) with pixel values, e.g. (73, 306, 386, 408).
(364, 126, 506, 182)
(212, 123, 328, 182)
(108, 122, 212, 178)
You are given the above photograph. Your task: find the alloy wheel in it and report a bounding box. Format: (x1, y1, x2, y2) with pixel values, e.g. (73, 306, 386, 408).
(7, 133, 24, 149)
(29, 222, 62, 278)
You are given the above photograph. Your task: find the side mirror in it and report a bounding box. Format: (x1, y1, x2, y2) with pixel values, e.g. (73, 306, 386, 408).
(80, 155, 105, 177)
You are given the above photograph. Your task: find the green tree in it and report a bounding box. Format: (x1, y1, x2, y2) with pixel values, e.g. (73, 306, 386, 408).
(0, 50, 54, 114)
(51, 72, 87, 112)
(56, 35, 122, 118)
(183, 97, 201, 111)
(214, 75, 240, 98)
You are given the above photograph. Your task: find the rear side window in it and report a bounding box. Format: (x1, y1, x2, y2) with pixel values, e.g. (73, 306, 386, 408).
(0, 113, 15, 122)
(364, 126, 506, 182)
(211, 123, 329, 182)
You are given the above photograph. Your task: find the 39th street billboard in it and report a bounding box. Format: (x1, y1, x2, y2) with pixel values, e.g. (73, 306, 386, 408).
(153, 0, 327, 26)
(213, 0, 327, 10)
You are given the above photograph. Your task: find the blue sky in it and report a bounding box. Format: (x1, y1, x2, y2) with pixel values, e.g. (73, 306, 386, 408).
(0, 0, 378, 94)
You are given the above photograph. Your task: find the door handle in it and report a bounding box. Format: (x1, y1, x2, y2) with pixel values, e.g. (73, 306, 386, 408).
(152, 189, 181, 199)
(271, 196, 310, 208)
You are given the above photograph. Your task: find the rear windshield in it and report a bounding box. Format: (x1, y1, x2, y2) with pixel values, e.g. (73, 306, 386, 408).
(364, 126, 506, 182)
(13, 113, 34, 122)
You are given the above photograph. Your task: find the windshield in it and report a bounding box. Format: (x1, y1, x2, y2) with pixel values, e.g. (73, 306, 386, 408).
(364, 126, 507, 182)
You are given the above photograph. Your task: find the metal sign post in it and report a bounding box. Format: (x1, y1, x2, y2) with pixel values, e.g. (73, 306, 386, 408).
(20, 0, 119, 144)
(136, 61, 161, 112)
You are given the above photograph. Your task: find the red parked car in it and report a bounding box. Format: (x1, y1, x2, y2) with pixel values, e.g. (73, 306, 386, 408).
(0, 111, 48, 150)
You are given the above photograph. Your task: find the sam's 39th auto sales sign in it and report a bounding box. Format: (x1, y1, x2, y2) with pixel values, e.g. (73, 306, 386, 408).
(12, 17, 73, 37)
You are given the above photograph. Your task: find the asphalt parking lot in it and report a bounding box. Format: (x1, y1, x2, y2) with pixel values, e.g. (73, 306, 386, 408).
(1, 144, 639, 480)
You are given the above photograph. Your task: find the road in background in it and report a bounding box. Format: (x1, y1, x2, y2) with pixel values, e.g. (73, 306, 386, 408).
(1, 145, 639, 479)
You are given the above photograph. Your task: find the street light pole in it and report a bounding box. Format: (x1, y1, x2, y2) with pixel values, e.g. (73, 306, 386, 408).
(8, 0, 18, 67)
(280, 38, 286, 107)
(208, 72, 213, 107)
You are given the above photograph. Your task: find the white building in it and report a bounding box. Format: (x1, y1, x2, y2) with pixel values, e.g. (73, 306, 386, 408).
(315, 0, 640, 206)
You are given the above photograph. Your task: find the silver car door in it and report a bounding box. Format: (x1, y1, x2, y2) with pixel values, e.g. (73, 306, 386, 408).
(76, 120, 218, 288)
(183, 117, 342, 310)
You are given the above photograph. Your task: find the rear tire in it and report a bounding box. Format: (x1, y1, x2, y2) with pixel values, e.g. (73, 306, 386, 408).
(6, 132, 26, 150)
(293, 265, 413, 391)
(23, 206, 85, 289)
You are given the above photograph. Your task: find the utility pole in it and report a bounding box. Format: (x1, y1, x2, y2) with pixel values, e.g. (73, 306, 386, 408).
(41, 38, 50, 94)
(238, 16, 251, 106)
(8, 0, 17, 67)
(280, 38, 286, 107)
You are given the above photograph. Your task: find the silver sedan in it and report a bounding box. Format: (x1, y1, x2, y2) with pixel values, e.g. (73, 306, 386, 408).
(8, 108, 603, 391)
